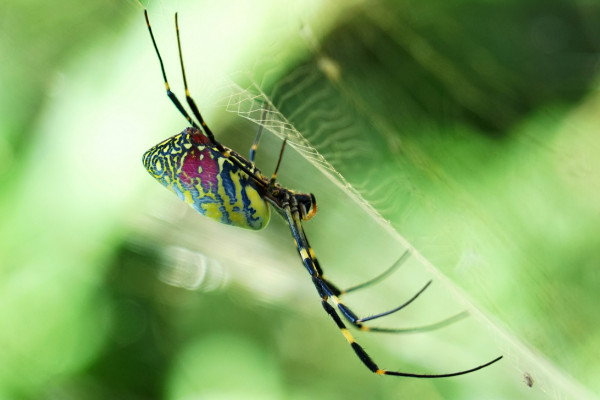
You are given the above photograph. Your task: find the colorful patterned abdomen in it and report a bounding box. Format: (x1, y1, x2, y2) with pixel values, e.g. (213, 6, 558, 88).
(143, 127, 270, 230)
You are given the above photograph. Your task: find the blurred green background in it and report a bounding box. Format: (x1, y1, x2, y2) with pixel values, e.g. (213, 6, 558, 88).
(1, 0, 599, 399)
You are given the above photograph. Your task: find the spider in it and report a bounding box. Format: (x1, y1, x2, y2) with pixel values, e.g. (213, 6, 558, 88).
(141, 10, 502, 378)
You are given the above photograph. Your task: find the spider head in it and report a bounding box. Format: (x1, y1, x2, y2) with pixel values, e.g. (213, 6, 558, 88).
(296, 192, 317, 221)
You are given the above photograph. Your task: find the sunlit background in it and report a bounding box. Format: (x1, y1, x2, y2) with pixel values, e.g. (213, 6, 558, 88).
(1, 0, 599, 399)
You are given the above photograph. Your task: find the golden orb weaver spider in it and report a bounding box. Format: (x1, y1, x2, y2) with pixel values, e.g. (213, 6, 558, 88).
(142, 10, 503, 378)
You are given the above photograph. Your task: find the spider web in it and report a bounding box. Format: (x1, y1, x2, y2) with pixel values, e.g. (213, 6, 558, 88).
(224, 81, 387, 232)
(214, 17, 599, 400)
(220, 79, 598, 400)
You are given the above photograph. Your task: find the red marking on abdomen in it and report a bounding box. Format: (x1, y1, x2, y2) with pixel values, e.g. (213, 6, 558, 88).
(180, 146, 219, 193)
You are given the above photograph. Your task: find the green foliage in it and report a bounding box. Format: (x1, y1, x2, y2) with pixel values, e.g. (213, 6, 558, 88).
(1, 0, 599, 399)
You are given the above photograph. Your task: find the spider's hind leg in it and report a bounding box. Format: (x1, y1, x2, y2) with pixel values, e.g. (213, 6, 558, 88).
(309, 244, 410, 298)
(312, 248, 467, 333)
(318, 291, 502, 378)
(283, 199, 502, 377)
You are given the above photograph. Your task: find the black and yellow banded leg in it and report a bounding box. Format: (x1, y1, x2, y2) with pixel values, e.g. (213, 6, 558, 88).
(249, 104, 269, 164)
(304, 241, 408, 297)
(312, 249, 468, 333)
(319, 295, 502, 378)
(172, 13, 226, 151)
(329, 289, 468, 334)
(283, 202, 320, 277)
(286, 199, 501, 377)
(144, 10, 200, 132)
(146, 10, 222, 151)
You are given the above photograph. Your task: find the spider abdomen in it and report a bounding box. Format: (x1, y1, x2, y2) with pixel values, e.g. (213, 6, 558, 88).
(143, 127, 271, 230)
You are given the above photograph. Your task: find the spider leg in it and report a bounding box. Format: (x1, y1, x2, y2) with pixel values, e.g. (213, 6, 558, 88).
(282, 196, 320, 277)
(340, 249, 411, 295)
(269, 139, 287, 189)
(173, 14, 223, 150)
(145, 9, 278, 198)
(249, 104, 269, 163)
(300, 226, 467, 333)
(329, 290, 469, 334)
(282, 197, 502, 376)
(319, 289, 502, 378)
(351, 280, 433, 323)
(304, 242, 407, 298)
(144, 11, 200, 130)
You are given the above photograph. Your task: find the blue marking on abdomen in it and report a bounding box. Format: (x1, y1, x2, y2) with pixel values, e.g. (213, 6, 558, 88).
(219, 160, 239, 206)
(240, 176, 260, 228)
